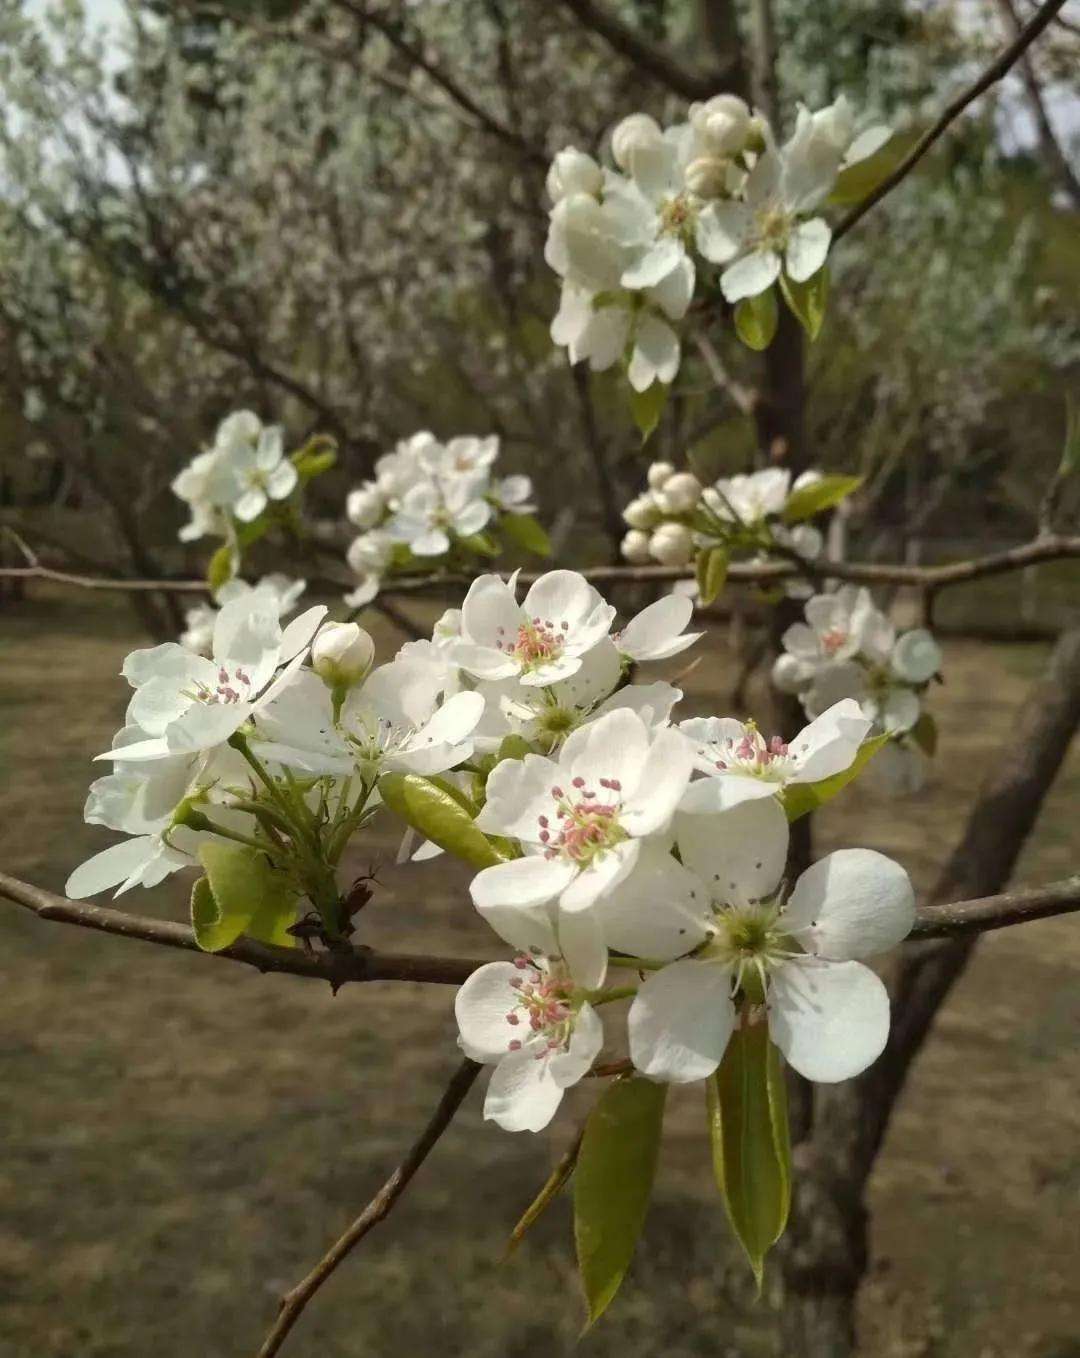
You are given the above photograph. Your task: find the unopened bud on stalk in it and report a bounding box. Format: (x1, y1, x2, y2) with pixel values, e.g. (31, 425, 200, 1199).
(655, 471, 702, 513)
(649, 522, 695, 567)
(546, 146, 603, 203)
(312, 621, 375, 689)
(611, 113, 664, 170)
(623, 492, 663, 530)
(646, 461, 676, 491)
(685, 156, 731, 199)
(621, 529, 652, 564)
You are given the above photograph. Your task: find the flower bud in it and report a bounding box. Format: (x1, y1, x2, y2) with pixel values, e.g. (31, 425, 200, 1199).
(347, 530, 393, 575)
(890, 629, 942, 685)
(649, 522, 694, 566)
(684, 155, 730, 199)
(546, 146, 603, 203)
(346, 484, 385, 530)
(691, 94, 751, 156)
(621, 529, 652, 564)
(622, 492, 662, 530)
(646, 461, 675, 490)
(811, 95, 855, 155)
(312, 621, 375, 688)
(655, 471, 702, 513)
(611, 113, 663, 170)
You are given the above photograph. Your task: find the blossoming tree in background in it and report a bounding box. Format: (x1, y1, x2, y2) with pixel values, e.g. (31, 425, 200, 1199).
(0, 3, 1079, 1358)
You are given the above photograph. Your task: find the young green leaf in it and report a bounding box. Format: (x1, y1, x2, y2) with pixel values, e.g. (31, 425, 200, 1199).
(458, 530, 500, 558)
(707, 1022, 792, 1289)
(206, 544, 235, 594)
(781, 473, 862, 525)
(574, 1076, 667, 1327)
(734, 287, 778, 351)
(194, 843, 299, 952)
(500, 512, 552, 558)
(910, 712, 937, 757)
(290, 434, 338, 484)
(826, 132, 908, 207)
(781, 733, 888, 820)
(378, 772, 510, 868)
(628, 380, 669, 443)
(780, 267, 829, 341)
(696, 546, 729, 607)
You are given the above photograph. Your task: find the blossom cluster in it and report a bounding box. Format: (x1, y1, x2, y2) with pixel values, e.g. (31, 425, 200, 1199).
(622, 460, 828, 582)
(179, 574, 306, 655)
(343, 431, 538, 606)
(68, 568, 914, 1143)
(545, 94, 889, 389)
(172, 410, 298, 543)
(773, 585, 942, 791)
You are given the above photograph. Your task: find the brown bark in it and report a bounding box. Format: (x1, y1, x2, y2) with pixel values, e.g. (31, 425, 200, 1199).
(778, 626, 1080, 1356)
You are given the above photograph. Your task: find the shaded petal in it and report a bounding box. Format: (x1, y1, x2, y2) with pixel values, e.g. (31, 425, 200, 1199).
(558, 908, 608, 990)
(454, 961, 523, 1061)
(788, 699, 872, 783)
(562, 708, 649, 801)
(676, 795, 787, 904)
(65, 836, 157, 899)
(628, 960, 735, 1082)
(784, 849, 914, 960)
(768, 959, 889, 1082)
(549, 1003, 604, 1087)
(469, 854, 577, 910)
(474, 753, 560, 839)
(620, 726, 694, 836)
(695, 200, 750, 263)
(596, 842, 711, 960)
(720, 249, 781, 303)
(785, 218, 831, 283)
(559, 838, 640, 913)
(483, 1045, 564, 1132)
(617, 594, 697, 662)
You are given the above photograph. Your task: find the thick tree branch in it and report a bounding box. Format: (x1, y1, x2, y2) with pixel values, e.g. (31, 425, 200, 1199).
(556, 0, 734, 99)
(255, 1057, 481, 1358)
(909, 873, 1080, 939)
(833, 0, 1070, 241)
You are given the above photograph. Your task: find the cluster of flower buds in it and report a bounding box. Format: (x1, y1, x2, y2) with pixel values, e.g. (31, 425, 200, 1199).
(545, 93, 890, 393)
(621, 460, 704, 565)
(343, 431, 538, 607)
(773, 585, 942, 790)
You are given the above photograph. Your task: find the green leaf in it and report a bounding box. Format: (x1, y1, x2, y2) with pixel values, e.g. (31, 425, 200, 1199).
(910, 712, 937, 757)
(235, 515, 270, 551)
(206, 544, 236, 594)
(734, 288, 778, 351)
(780, 267, 829, 341)
(290, 434, 338, 484)
(826, 132, 907, 207)
(457, 530, 500, 558)
(1060, 394, 1080, 477)
(781, 733, 889, 820)
(781, 473, 862, 525)
(574, 1076, 666, 1327)
(628, 381, 669, 443)
(193, 844, 299, 953)
(500, 512, 552, 558)
(707, 1022, 791, 1289)
(695, 547, 729, 608)
(378, 773, 510, 868)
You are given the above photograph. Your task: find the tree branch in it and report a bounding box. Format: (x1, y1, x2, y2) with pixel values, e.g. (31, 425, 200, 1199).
(556, 0, 734, 99)
(833, 0, 1070, 241)
(255, 1057, 481, 1358)
(909, 873, 1080, 939)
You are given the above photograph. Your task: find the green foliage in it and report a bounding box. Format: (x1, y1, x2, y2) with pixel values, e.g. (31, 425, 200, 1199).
(290, 434, 338, 485)
(628, 381, 669, 442)
(696, 546, 729, 607)
(500, 512, 552, 557)
(192, 843, 299, 952)
(707, 1023, 791, 1289)
(206, 543, 235, 593)
(458, 530, 500, 558)
(734, 288, 778, 351)
(781, 473, 862, 524)
(781, 267, 829, 341)
(781, 733, 889, 820)
(827, 131, 910, 207)
(911, 712, 937, 757)
(1060, 394, 1080, 477)
(378, 773, 510, 868)
(506, 1138, 580, 1255)
(574, 1076, 667, 1326)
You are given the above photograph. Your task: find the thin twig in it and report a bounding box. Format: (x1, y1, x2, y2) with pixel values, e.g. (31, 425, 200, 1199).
(255, 1058, 481, 1358)
(908, 874, 1080, 939)
(833, 0, 1070, 241)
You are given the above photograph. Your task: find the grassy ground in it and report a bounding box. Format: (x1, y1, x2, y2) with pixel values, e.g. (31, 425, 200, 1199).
(0, 591, 1077, 1358)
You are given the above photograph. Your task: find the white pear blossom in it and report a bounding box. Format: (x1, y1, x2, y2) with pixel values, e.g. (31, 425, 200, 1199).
(219, 415, 297, 523)
(622, 798, 914, 1083)
(470, 708, 694, 917)
(180, 575, 306, 654)
(614, 594, 702, 662)
(453, 570, 616, 687)
(706, 468, 820, 526)
(387, 471, 493, 556)
(546, 146, 603, 203)
(678, 699, 872, 811)
(96, 595, 326, 764)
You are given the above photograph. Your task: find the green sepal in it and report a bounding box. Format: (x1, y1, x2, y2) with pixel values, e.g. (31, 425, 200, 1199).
(780, 267, 828, 341)
(192, 843, 299, 953)
(378, 772, 510, 868)
(734, 287, 778, 351)
(781, 733, 888, 820)
(781, 473, 862, 525)
(206, 543, 236, 594)
(696, 546, 729, 607)
(500, 512, 551, 558)
(707, 1022, 792, 1290)
(628, 380, 669, 443)
(574, 1076, 667, 1327)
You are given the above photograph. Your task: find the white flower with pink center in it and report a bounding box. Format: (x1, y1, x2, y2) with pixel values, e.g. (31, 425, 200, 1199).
(678, 699, 871, 811)
(470, 708, 694, 919)
(453, 570, 616, 687)
(455, 947, 604, 1132)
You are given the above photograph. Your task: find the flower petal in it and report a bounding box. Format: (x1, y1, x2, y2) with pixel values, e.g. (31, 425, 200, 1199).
(676, 795, 788, 904)
(785, 218, 831, 283)
(768, 959, 890, 1082)
(470, 854, 577, 911)
(596, 842, 711, 960)
(549, 1003, 604, 1087)
(617, 594, 697, 662)
(784, 848, 914, 960)
(454, 961, 524, 1061)
(720, 249, 781, 303)
(474, 752, 560, 840)
(789, 699, 873, 783)
(559, 838, 640, 913)
(619, 726, 694, 836)
(628, 960, 735, 1082)
(483, 1046, 565, 1132)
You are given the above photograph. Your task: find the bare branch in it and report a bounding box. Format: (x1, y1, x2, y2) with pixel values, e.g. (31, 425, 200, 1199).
(556, 0, 734, 100)
(255, 1058, 481, 1358)
(833, 0, 1070, 241)
(909, 873, 1080, 939)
